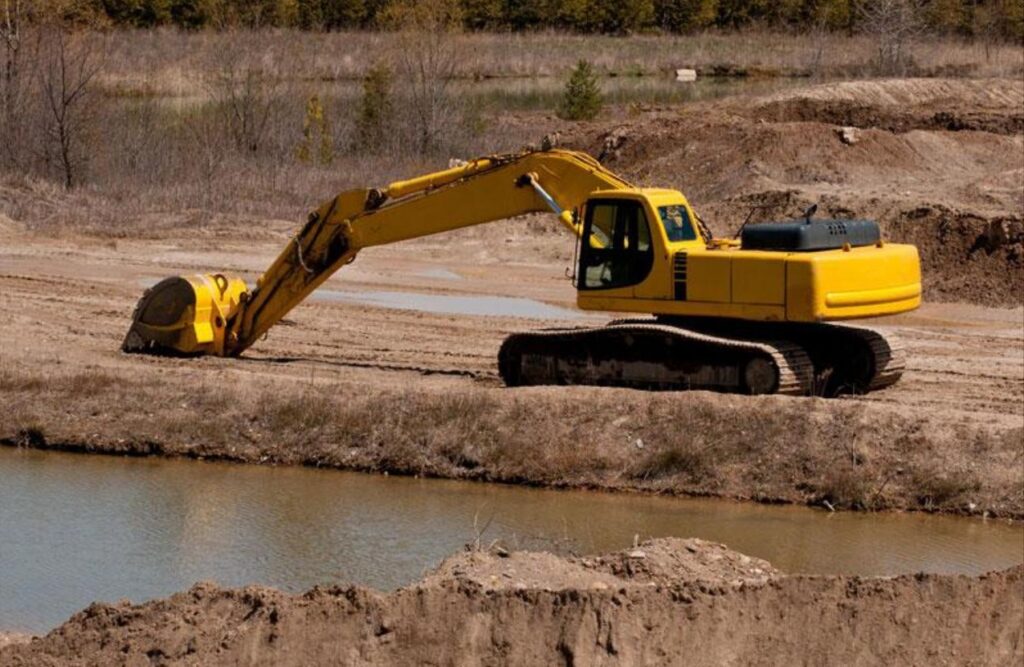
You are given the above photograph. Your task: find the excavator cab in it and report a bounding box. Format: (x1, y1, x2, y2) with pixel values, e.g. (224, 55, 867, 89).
(578, 196, 655, 290)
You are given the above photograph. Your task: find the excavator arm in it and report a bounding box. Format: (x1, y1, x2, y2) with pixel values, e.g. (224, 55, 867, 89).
(123, 149, 634, 357)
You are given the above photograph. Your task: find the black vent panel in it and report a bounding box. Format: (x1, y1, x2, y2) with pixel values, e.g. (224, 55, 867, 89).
(673, 252, 687, 300)
(741, 219, 880, 251)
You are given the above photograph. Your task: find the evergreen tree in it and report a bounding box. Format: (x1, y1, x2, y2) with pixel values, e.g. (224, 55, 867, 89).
(297, 94, 333, 163)
(557, 59, 601, 121)
(322, 0, 368, 29)
(927, 0, 968, 34)
(502, 0, 548, 30)
(604, 0, 655, 33)
(101, 0, 171, 26)
(654, 0, 718, 32)
(461, 0, 502, 29)
(354, 62, 393, 150)
(169, 0, 218, 28)
(296, 0, 323, 29)
(714, 0, 772, 27)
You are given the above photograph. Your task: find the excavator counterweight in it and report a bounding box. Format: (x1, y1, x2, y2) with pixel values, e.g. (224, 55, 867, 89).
(123, 148, 921, 396)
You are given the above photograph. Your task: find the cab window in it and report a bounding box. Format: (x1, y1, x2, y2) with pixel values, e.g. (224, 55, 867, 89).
(579, 199, 654, 290)
(658, 205, 697, 242)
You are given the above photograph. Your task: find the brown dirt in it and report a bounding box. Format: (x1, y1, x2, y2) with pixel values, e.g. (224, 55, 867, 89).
(0, 637, 27, 652)
(0, 76, 1021, 519)
(2, 538, 1020, 666)
(752, 78, 1024, 135)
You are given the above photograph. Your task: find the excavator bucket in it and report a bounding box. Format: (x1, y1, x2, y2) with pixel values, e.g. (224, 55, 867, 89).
(122, 274, 247, 356)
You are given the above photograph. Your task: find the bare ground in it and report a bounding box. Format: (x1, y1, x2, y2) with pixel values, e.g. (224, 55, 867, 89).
(0, 77, 1021, 519)
(2, 538, 1021, 666)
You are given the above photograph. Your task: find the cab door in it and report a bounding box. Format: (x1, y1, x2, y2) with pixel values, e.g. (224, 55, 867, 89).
(577, 198, 654, 296)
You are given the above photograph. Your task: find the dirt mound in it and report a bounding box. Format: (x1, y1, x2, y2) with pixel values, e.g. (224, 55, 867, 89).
(751, 78, 1024, 134)
(888, 206, 1023, 305)
(3, 539, 1020, 666)
(759, 78, 1024, 110)
(0, 636, 27, 652)
(427, 538, 779, 591)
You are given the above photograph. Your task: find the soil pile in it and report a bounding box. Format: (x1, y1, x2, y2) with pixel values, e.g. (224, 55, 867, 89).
(563, 77, 1024, 305)
(2, 538, 1020, 666)
(0, 637, 27, 652)
(752, 78, 1024, 135)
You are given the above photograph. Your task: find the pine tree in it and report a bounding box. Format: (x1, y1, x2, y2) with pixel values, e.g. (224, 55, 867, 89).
(461, 0, 502, 29)
(354, 62, 392, 150)
(557, 60, 602, 121)
(654, 0, 718, 32)
(297, 94, 333, 164)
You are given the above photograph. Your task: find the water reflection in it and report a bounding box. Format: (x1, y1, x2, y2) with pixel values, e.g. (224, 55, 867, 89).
(0, 447, 1020, 632)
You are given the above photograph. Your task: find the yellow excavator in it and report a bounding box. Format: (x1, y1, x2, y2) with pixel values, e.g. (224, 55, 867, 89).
(123, 148, 920, 396)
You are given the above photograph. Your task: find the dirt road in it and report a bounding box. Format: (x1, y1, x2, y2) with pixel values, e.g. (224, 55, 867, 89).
(0, 77, 1021, 517)
(2, 538, 1020, 666)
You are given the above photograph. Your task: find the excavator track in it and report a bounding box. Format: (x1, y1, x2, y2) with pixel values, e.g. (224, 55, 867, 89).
(498, 319, 904, 397)
(830, 323, 906, 392)
(498, 322, 815, 395)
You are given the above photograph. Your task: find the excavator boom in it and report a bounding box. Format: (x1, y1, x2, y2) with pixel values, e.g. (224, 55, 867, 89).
(124, 149, 633, 357)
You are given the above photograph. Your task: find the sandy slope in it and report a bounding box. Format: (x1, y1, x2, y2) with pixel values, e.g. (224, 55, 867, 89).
(2, 539, 1020, 666)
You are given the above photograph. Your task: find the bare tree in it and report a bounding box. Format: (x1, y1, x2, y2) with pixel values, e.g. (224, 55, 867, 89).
(1, 0, 23, 92)
(183, 106, 230, 212)
(38, 27, 103, 188)
(0, 0, 27, 167)
(855, 0, 927, 76)
(204, 46, 282, 154)
(383, 0, 463, 155)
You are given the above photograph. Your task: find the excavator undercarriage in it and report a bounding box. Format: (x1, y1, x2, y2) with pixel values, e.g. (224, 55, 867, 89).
(499, 319, 903, 397)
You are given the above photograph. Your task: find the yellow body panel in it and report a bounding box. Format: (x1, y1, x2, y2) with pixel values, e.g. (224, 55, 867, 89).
(579, 243, 921, 323)
(785, 243, 921, 320)
(687, 254, 731, 303)
(732, 254, 786, 305)
(578, 294, 786, 320)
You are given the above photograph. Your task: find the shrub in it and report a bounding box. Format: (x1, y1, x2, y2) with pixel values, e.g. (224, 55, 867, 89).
(557, 59, 602, 121)
(353, 62, 393, 152)
(296, 93, 333, 165)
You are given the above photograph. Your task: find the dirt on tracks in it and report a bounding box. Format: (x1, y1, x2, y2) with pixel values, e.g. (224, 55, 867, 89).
(2, 538, 1020, 666)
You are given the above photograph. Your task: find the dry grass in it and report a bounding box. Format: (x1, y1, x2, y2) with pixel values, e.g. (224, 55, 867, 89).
(0, 361, 1020, 518)
(95, 29, 1024, 91)
(1, 28, 1021, 238)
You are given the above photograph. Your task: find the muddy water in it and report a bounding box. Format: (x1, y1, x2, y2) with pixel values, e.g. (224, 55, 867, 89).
(1, 448, 1021, 633)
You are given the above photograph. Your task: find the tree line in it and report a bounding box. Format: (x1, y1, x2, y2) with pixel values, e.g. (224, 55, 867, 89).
(35, 0, 1024, 40)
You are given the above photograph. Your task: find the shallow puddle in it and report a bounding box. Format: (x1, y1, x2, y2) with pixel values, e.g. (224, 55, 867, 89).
(138, 277, 586, 320)
(1, 448, 1020, 632)
(312, 288, 586, 320)
(414, 267, 463, 281)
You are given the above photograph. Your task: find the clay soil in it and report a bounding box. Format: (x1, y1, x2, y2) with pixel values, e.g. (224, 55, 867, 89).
(0, 77, 1022, 522)
(2, 538, 1021, 666)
